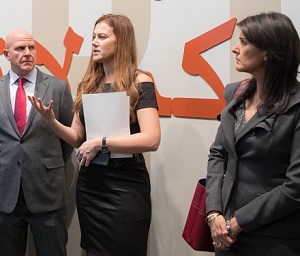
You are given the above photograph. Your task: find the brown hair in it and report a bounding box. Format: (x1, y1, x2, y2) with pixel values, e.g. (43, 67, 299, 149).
(73, 14, 142, 121)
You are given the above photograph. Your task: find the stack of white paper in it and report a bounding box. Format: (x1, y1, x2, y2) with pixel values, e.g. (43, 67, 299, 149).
(82, 92, 132, 158)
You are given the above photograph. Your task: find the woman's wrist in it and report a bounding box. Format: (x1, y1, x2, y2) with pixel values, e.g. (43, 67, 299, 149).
(48, 117, 57, 126)
(226, 219, 239, 239)
(228, 217, 242, 235)
(205, 211, 220, 227)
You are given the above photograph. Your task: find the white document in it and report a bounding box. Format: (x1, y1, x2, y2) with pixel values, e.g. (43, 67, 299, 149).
(82, 92, 132, 158)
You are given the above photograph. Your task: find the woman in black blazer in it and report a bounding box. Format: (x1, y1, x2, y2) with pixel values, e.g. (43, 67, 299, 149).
(205, 12, 300, 256)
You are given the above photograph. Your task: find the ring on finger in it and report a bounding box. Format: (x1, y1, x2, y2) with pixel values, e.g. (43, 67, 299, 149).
(213, 242, 222, 247)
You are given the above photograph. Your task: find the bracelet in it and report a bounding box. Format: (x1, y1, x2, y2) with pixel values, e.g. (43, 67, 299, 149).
(205, 212, 220, 227)
(226, 219, 238, 238)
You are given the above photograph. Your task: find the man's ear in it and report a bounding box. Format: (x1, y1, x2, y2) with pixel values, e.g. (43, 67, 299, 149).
(3, 49, 9, 60)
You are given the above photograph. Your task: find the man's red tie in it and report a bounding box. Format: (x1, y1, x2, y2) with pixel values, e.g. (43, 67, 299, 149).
(14, 77, 27, 135)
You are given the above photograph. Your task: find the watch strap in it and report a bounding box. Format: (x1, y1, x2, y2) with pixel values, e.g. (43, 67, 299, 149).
(101, 136, 109, 153)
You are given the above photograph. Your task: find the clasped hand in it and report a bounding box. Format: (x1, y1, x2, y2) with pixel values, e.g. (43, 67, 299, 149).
(76, 138, 101, 167)
(210, 215, 237, 250)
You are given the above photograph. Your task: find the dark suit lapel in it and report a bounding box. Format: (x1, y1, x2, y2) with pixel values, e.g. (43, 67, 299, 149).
(221, 98, 274, 155)
(0, 74, 20, 134)
(220, 99, 238, 157)
(25, 70, 50, 131)
(235, 111, 273, 144)
(235, 81, 300, 143)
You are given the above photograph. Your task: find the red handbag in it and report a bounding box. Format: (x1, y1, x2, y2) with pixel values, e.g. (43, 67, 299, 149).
(182, 179, 214, 252)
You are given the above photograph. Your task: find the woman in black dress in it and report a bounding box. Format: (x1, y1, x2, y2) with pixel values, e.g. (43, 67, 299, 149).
(29, 14, 161, 256)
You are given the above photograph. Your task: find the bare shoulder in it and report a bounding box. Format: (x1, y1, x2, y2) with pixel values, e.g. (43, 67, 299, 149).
(136, 72, 154, 83)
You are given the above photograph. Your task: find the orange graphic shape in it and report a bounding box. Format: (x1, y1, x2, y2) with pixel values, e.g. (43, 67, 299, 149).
(36, 27, 84, 88)
(174, 17, 237, 119)
(0, 21, 237, 120)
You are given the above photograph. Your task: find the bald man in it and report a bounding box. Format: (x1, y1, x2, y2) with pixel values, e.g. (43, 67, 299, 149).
(0, 30, 73, 256)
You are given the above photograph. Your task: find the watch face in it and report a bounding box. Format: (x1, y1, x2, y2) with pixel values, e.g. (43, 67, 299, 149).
(102, 147, 109, 153)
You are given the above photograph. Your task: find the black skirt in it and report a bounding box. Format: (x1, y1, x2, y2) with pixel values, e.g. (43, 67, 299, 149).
(215, 232, 300, 256)
(76, 156, 151, 256)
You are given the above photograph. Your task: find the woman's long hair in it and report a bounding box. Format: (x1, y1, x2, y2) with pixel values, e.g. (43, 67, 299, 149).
(73, 14, 141, 121)
(238, 12, 300, 113)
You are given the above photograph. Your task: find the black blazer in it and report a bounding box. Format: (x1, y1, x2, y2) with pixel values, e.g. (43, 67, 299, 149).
(206, 80, 300, 238)
(0, 69, 74, 213)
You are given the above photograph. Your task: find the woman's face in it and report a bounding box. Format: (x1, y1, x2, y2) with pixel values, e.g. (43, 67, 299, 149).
(92, 21, 117, 64)
(232, 32, 266, 77)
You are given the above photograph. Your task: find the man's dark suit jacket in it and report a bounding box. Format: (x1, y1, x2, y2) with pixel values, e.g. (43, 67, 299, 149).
(206, 80, 300, 238)
(0, 68, 73, 213)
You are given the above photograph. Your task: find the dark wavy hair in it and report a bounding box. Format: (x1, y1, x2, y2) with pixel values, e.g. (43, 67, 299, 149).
(237, 12, 300, 113)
